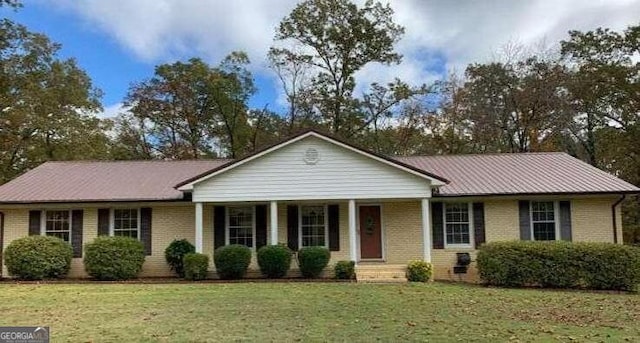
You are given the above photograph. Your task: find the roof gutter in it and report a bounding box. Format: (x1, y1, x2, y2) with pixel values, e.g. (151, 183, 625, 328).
(612, 195, 626, 244)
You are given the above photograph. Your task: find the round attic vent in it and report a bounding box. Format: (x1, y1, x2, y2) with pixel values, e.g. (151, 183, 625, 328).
(304, 147, 320, 165)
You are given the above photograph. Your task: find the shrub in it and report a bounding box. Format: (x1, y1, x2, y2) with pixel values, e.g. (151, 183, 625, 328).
(214, 244, 252, 279)
(257, 244, 292, 278)
(165, 239, 195, 277)
(298, 246, 330, 278)
(477, 241, 640, 291)
(407, 260, 433, 282)
(84, 236, 145, 280)
(183, 253, 209, 281)
(4, 236, 73, 280)
(334, 260, 355, 280)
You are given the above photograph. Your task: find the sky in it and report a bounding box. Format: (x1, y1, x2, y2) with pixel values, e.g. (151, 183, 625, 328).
(3, 0, 640, 118)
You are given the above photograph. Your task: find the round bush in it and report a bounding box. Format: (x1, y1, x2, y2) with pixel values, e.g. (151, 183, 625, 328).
(407, 260, 432, 282)
(183, 253, 209, 281)
(4, 236, 73, 280)
(257, 244, 293, 278)
(334, 260, 355, 280)
(214, 244, 252, 280)
(165, 239, 195, 277)
(298, 246, 330, 278)
(84, 236, 145, 280)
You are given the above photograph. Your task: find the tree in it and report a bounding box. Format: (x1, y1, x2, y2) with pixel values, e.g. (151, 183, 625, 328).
(454, 58, 572, 153)
(0, 16, 106, 182)
(271, 0, 405, 137)
(561, 24, 640, 243)
(123, 53, 259, 159)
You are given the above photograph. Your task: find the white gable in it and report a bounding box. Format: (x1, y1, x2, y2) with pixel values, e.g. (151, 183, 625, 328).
(192, 135, 434, 202)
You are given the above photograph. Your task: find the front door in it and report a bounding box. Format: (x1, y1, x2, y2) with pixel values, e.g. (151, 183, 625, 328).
(359, 205, 382, 259)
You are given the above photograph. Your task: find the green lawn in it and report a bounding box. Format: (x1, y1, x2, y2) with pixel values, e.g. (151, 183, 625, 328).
(0, 282, 638, 342)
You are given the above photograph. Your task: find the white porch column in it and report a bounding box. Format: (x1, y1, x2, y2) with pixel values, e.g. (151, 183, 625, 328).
(195, 202, 203, 253)
(421, 198, 432, 263)
(348, 199, 357, 262)
(270, 201, 278, 245)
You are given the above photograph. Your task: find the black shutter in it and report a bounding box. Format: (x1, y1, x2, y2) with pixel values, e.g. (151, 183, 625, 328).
(140, 207, 152, 256)
(71, 210, 83, 258)
(473, 202, 485, 248)
(255, 205, 267, 249)
(28, 210, 41, 236)
(559, 201, 572, 241)
(431, 202, 444, 249)
(328, 204, 340, 251)
(287, 205, 299, 251)
(214, 206, 226, 249)
(97, 208, 110, 236)
(519, 200, 531, 240)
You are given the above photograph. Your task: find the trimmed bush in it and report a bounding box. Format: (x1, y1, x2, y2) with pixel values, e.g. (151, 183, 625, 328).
(214, 244, 252, 280)
(84, 236, 145, 280)
(298, 246, 330, 278)
(165, 239, 196, 277)
(4, 236, 73, 280)
(407, 260, 433, 282)
(183, 253, 209, 281)
(257, 244, 292, 278)
(477, 241, 640, 291)
(334, 260, 355, 280)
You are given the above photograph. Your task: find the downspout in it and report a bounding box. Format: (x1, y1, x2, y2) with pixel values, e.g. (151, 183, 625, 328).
(612, 195, 626, 244)
(0, 211, 3, 278)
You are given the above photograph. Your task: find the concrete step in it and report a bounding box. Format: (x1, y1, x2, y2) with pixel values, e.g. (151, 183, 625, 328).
(355, 264, 407, 283)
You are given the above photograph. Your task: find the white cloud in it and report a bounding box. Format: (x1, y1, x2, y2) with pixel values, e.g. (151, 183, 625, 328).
(51, 0, 640, 93)
(94, 102, 128, 119)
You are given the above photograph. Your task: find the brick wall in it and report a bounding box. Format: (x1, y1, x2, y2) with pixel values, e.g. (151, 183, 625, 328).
(0, 196, 623, 279)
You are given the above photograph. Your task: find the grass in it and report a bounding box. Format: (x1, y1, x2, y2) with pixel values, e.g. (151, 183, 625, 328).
(0, 282, 638, 342)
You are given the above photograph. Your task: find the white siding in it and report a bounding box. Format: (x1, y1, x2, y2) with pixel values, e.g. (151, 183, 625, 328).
(193, 136, 432, 202)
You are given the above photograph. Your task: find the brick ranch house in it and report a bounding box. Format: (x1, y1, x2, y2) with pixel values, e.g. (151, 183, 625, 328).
(0, 130, 638, 281)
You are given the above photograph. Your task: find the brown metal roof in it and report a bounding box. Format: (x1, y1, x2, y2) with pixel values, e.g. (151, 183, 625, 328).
(396, 152, 639, 196)
(0, 151, 636, 204)
(0, 160, 229, 203)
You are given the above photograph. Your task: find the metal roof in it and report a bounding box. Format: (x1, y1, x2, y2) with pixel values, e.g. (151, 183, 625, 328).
(397, 152, 639, 196)
(0, 152, 636, 204)
(0, 160, 228, 203)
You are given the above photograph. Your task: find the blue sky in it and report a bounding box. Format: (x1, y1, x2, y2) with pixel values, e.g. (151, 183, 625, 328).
(4, 0, 639, 118)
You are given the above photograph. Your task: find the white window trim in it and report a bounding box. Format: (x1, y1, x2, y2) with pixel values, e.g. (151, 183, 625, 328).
(298, 204, 329, 249)
(443, 202, 474, 249)
(225, 205, 256, 248)
(109, 208, 142, 240)
(40, 209, 72, 243)
(530, 200, 560, 241)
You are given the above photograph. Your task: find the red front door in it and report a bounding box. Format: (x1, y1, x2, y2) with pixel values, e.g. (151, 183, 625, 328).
(359, 205, 382, 259)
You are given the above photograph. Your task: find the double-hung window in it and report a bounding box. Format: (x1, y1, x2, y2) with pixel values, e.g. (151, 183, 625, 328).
(530, 201, 557, 241)
(443, 203, 472, 247)
(299, 205, 328, 248)
(44, 210, 71, 243)
(113, 209, 140, 239)
(227, 206, 255, 247)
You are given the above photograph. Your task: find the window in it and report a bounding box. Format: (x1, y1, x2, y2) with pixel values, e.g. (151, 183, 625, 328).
(44, 210, 71, 243)
(300, 205, 327, 247)
(443, 203, 472, 247)
(227, 206, 254, 247)
(531, 201, 557, 241)
(113, 209, 140, 239)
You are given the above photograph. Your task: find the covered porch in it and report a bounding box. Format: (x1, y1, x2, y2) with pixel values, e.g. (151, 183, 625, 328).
(191, 199, 433, 272)
(176, 130, 447, 279)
